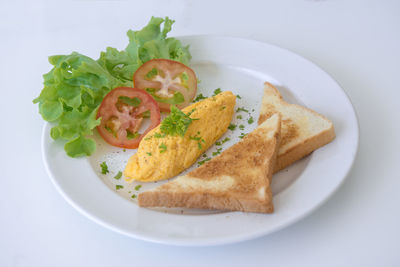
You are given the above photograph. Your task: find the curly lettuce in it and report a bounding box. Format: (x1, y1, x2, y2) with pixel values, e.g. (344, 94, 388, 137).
(33, 17, 191, 157)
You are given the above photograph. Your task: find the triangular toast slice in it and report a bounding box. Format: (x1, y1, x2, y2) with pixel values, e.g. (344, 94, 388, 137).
(138, 114, 281, 213)
(258, 82, 335, 173)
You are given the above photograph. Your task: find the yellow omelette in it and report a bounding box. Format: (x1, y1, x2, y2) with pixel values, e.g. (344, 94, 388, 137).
(124, 91, 236, 182)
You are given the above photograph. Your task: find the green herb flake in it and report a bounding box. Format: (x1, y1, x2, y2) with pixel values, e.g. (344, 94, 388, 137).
(236, 95, 242, 99)
(236, 107, 249, 113)
(146, 68, 158, 79)
(141, 110, 151, 118)
(160, 105, 197, 136)
(146, 152, 152, 156)
(228, 124, 237, 131)
(215, 141, 222, 146)
(239, 124, 245, 130)
(181, 72, 189, 81)
(239, 132, 248, 139)
(212, 148, 223, 156)
(154, 132, 166, 138)
(118, 96, 141, 107)
(202, 154, 207, 157)
(221, 137, 230, 144)
(131, 194, 137, 199)
(247, 117, 254, 124)
(105, 125, 113, 133)
(189, 133, 205, 149)
(236, 115, 243, 119)
(116, 185, 124, 190)
(213, 88, 222, 96)
(193, 93, 207, 102)
(126, 131, 140, 140)
(114, 171, 122, 180)
(220, 106, 226, 110)
(123, 149, 126, 152)
(100, 161, 109, 174)
(198, 157, 211, 166)
(135, 185, 142, 191)
(159, 143, 167, 153)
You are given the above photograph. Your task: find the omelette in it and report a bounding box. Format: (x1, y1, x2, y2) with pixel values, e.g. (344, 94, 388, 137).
(124, 91, 236, 182)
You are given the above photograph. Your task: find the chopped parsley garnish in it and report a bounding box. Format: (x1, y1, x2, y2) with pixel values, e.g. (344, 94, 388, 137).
(160, 105, 197, 136)
(213, 88, 222, 96)
(141, 110, 150, 118)
(135, 185, 142, 191)
(123, 149, 126, 152)
(146, 152, 152, 156)
(236, 107, 249, 113)
(221, 137, 230, 144)
(193, 93, 207, 102)
(220, 106, 226, 110)
(202, 154, 207, 157)
(131, 194, 137, 199)
(248, 117, 254, 124)
(239, 132, 248, 139)
(239, 124, 245, 130)
(215, 141, 222, 146)
(105, 125, 113, 133)
(189, 133, 206, 149)
(212, 147, 223, 156)
(159, 143, 167, 153)
(154, 132, 166, 138)
(236, 115, 243, 119)
(181, 72, 189, 81)
(100, 161, 109, 174)
(146, 68, 158, 79)
(198, 157, 211, 166)
(116, 185, 124, 190)
(228, 124, 237, 131)
(126, 131, 140, 140)
(118, 96, 141, 107)
(236, 94, 242, 99)
(114, 171, 122, 180)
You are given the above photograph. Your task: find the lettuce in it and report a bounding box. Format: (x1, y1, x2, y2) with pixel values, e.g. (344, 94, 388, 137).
(33, 17, 191, 157)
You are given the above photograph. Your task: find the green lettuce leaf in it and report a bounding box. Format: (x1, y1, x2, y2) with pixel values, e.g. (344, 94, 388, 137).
(33, 17, 191, 157)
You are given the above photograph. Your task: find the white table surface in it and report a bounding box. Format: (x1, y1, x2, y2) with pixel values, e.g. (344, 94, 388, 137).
(1, 0, 399, 266)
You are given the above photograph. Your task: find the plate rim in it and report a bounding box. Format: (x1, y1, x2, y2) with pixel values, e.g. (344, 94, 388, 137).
(41, 35, 360, 246)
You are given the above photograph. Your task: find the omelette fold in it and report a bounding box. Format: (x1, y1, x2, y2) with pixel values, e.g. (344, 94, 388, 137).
(124, 91, 236, 182)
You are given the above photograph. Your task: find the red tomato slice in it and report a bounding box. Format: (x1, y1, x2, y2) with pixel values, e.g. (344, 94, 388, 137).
(133, 59, 197, 112)
(97, 87, 160, 149)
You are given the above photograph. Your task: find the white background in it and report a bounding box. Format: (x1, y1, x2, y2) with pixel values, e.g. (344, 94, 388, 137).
(1, 0, 399, 266)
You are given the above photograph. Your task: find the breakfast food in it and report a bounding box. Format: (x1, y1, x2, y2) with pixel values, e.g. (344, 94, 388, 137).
(124, 91, 236, 182)
(258, 82, 335, 172)
(138, 114, 281, 213)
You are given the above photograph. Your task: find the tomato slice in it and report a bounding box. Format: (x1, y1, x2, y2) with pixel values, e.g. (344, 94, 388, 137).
(133, 59, 197, 111)
(97, 87, 160, 149)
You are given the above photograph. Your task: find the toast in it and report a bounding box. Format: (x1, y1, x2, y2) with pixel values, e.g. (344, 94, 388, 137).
(138, 114, 281, 213)
(258, 82, 335, 173)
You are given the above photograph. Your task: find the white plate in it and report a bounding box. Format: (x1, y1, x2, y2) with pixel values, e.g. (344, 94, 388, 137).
(42, 36, 359, 246)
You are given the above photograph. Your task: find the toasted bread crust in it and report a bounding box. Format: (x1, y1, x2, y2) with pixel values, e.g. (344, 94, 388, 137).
(138, 191, 274, 213)
(259, 82, 335, 173)
(274, 125, 335, 172)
